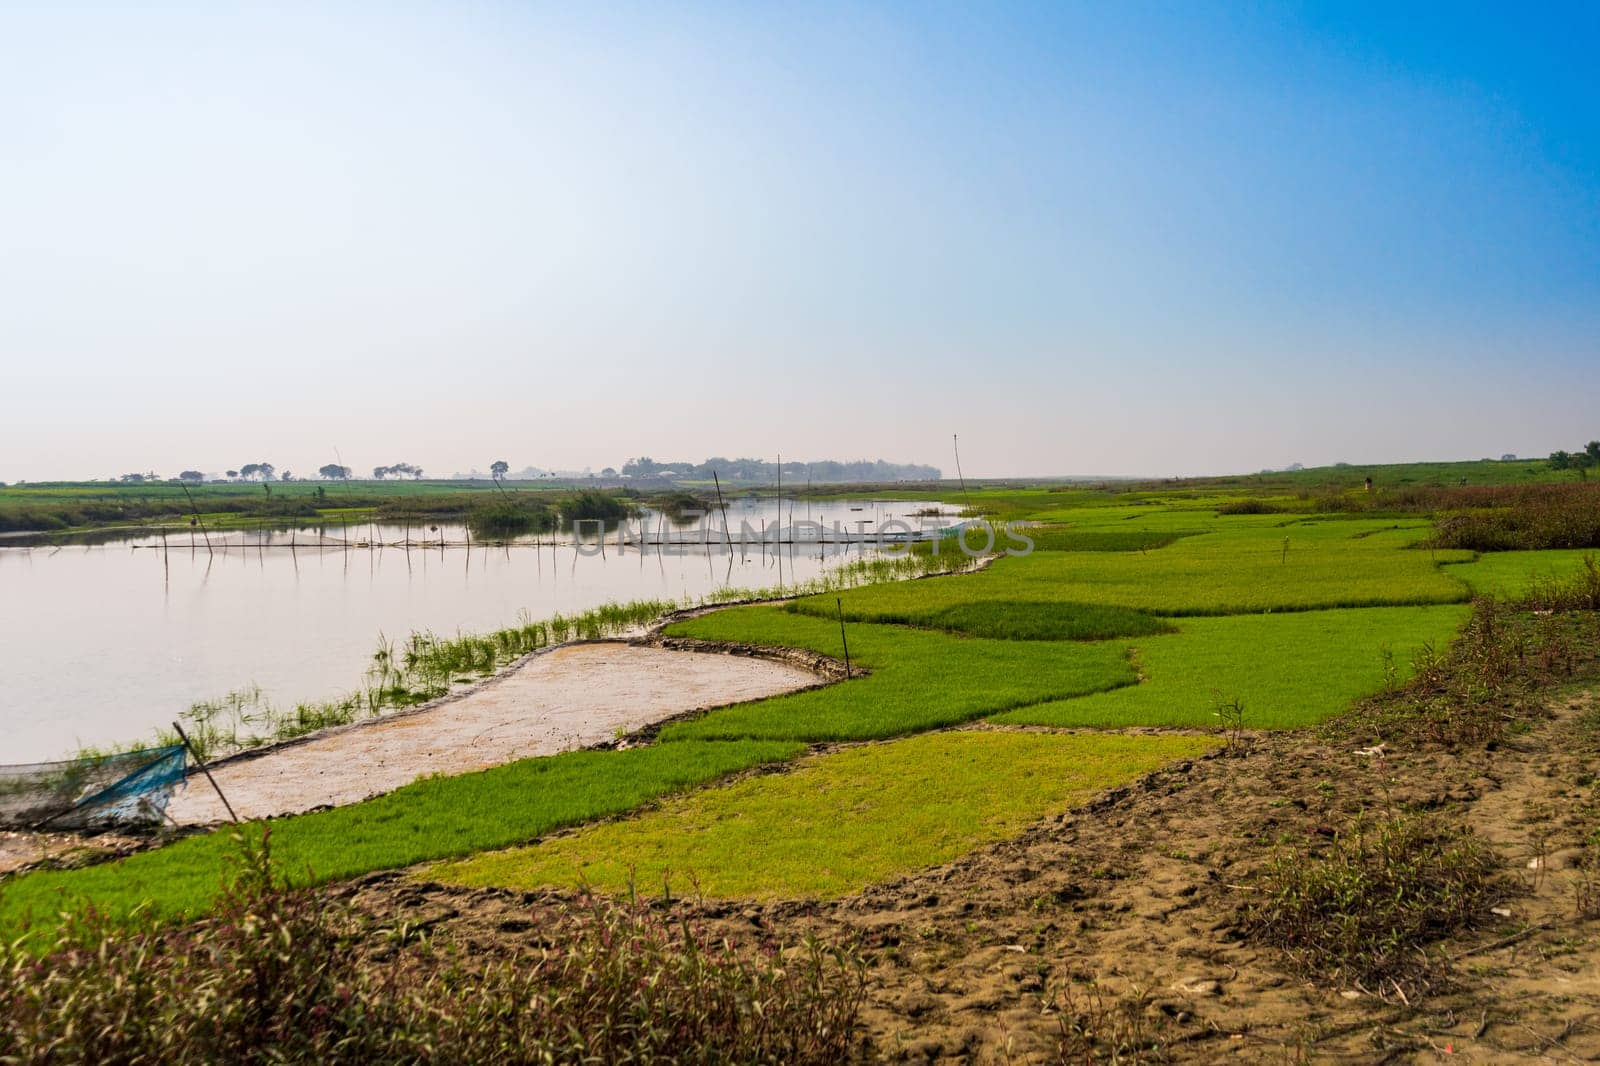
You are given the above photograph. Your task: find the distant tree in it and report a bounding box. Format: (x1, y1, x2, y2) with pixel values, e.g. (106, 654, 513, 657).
(236, 462, 275, 481)
(1587, 441, 1600, 465)
(118, 472, 147, 483)
(383, 462, 422, 480)
(280, 471, 294, 482)
(226, 469, 239, 480)
(601, 467, 617, 477)
(373, 466, 389, 479)
(178, 470, 205, 482)
(490, 459, 510, 481)
(1550, 451, 1573, 470)
(318, 464, 351, 480)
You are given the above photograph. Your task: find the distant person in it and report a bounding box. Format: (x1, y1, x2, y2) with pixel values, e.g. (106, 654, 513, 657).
(1363, 476, 1373, 493)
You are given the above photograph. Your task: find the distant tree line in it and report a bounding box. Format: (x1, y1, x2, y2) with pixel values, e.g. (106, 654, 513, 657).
(76, 454, 941, 487)
(619, 457, 941, 483)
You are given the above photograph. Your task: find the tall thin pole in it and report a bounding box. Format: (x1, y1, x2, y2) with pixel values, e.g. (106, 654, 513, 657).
(775, 454, 782, 592)
(178, 482, 214, 557)
(172, 721, 239, 824)
(952, 433, 973, 513)
(711, 470, 734, 557)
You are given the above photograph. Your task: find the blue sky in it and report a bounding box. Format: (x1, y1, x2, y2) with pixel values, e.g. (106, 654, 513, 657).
(1, 1, 1595, 479)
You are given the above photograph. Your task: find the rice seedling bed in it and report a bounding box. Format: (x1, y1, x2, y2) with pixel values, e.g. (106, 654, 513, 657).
(991, 605, 1469, 730)
(795, 520, 1471, 622)
(431, 730, 1217, 900)
(657, 608, 1137, 742)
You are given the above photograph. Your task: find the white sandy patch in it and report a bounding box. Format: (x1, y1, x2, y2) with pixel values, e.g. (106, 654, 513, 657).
(166, 642, 816, 824)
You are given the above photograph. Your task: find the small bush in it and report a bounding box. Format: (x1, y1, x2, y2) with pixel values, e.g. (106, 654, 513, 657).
(0, 829, 864, 1064)
(1241, 812, 1498, 987)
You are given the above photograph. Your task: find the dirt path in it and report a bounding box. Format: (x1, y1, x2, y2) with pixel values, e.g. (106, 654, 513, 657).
(165, 643, 821, 824)
(354, 686, 1600, 1063)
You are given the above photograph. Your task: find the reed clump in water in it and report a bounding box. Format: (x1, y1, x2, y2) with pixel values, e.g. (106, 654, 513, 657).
(465, 500, 554, 540)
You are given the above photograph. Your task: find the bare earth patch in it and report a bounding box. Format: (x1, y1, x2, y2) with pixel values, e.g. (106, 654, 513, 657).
(166, 643, 820, 824)
(0, 829, 149, 877)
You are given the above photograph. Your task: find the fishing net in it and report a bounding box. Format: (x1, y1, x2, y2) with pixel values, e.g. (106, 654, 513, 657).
(0, 745, 187, 829)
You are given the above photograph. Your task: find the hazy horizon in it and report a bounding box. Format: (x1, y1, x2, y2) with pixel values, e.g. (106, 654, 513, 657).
(3, 3, 1596, 483)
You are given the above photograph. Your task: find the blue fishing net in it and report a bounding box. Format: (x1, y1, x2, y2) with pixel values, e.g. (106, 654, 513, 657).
(0, 745, 187, 829)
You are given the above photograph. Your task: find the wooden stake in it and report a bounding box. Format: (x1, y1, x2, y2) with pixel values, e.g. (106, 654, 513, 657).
(836, 598, 852, 679)
(711, 470, 734, 557)
(172, 721, 239, 823)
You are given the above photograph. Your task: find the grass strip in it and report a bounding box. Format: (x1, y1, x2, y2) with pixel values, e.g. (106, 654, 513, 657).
(0, 741, 800, 940)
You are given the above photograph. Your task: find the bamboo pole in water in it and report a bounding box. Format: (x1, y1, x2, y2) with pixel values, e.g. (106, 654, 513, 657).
(711, 471, 734, 558)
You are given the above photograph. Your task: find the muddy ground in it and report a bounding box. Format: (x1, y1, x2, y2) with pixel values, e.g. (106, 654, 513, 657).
(353, 685, 1600, 1063)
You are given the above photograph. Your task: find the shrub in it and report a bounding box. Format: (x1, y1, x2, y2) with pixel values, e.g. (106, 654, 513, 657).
(1215, 499, 1282, 515)
(1241, 812, 1497, 987)
(0, 829, 865, 1064)
(1426, 483, 1600, 550)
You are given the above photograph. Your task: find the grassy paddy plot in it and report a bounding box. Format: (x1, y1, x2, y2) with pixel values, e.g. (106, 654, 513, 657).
(0, 741, 799, 940)
(1019, 528, 1194, 552)
(1441, 550, 1598, 599)
(658, 607, 1137, 742)
(432, 730, 1218, 900)
(993, 605, 1470, 730)
(798, 520, 1473, 622)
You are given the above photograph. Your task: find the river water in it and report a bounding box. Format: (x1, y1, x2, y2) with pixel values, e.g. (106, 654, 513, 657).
(0, 498, 958, 762)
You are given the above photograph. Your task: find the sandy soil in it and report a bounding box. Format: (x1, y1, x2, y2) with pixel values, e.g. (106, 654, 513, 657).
(165, 642, 820, 825)
(356, 685, 1600, 1063)
(0, 828, 151, 877)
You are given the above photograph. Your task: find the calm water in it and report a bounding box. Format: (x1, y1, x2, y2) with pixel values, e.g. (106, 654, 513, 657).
(0, 498, 956, 761)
